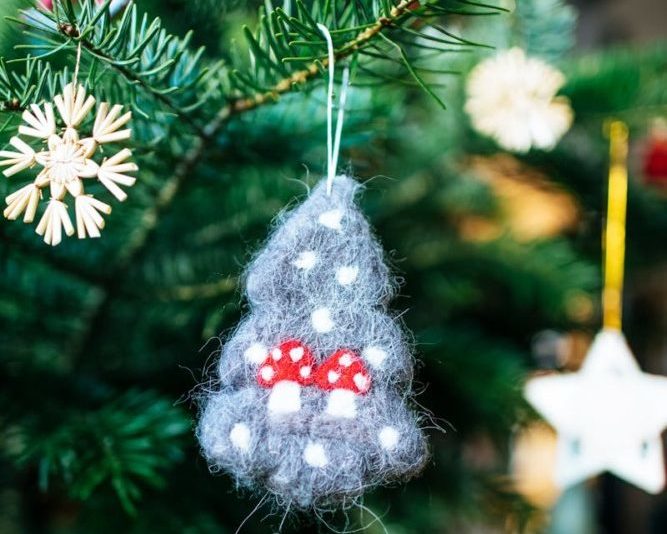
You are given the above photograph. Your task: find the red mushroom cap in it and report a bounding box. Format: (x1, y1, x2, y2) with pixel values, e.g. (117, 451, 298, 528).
(314, 349, 371, 393)
(256, 339, 315, 388)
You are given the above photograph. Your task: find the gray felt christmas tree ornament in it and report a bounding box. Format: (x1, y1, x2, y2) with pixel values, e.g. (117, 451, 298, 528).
(197, 174, 429, 508)
(198, 26, 427, 509)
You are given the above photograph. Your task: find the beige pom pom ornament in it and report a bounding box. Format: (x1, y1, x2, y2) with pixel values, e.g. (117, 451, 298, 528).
(465, 47, 573, 153)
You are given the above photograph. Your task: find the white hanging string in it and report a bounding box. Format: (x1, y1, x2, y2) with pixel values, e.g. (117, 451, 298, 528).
(73, 40, 82, 85)
(332, 66, 350, 186)
(317, 23, 350, 196)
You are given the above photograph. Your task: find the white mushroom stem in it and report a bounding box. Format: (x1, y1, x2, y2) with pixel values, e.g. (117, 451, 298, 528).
(325, 389, 357, 418)
(267, 380, 302, 415)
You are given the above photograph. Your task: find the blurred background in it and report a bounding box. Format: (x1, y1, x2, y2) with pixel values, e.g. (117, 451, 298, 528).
(0, 0, 666, 532)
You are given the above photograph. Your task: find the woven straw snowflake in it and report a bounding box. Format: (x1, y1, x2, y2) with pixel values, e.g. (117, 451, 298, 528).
(0, 82, 137, 245)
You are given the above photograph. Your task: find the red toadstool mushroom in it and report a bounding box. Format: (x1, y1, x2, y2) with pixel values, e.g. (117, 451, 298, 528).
(257, 339, 315, 415)
(314, 349, 371, 418)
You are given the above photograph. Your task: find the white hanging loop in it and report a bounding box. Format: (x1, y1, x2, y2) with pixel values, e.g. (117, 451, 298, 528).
(317, 23, 350, 196)
(73, 40, 82, 85)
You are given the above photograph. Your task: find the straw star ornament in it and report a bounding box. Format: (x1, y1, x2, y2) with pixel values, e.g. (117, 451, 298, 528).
(0, 82, 137, 245)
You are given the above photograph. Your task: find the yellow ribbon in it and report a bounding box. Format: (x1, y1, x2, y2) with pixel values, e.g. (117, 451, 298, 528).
(602, 121, 629, 331)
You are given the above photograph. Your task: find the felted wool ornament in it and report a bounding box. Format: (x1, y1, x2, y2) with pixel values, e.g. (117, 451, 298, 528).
(197, 175, 428, 508)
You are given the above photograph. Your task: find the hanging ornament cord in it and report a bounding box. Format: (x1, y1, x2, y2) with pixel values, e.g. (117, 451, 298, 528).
(73, 40, 82, 85)
(317, 23, 350, 196)
(603, 120, 629, 331)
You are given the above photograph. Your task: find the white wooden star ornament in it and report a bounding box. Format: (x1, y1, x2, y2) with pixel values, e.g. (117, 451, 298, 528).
(525, 329, 667, 494)
(525, 121, 667, 495)
(0, 82, 137, 245)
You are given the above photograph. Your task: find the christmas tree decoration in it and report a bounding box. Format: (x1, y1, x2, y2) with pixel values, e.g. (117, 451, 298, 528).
(642, 119, 667, 187)
(0, 82, 136, 245)
(198, 27, 426, 507)
(4, 0, 667, 529)
(525, 330, 667, 494)
(525, 121, 667, 494)
(465, 48, 573, 153)
(197, 175, 428, 508)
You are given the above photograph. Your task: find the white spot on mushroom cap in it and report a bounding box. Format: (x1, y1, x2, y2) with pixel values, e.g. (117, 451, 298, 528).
(326, 389, 357, 418)
(293, 250, 317, 270)
(244, 343, 268, 365)
(328, 370, 340, 384)
(311, 307, 334, 333)
(303, 442, 329, 467)
(260, 366, 275, 381)
(271, 348, 282, 361)
(353, 372, 369, 392)
(299, 366, 311, 378)
(338, 352, 353, 367)
(289, 347, 304, 361)
(336, 265, 359, 286)
(318, 209, 343, 230)
(379, 426, 400, 450)
(362, 346, 387, 369)
(229, 423, 251, 451)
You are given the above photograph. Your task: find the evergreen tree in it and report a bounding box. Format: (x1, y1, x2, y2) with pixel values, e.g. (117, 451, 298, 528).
(0, 0, 666, 532)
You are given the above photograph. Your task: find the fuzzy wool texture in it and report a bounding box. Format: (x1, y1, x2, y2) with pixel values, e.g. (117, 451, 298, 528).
(197, 175, 428, 509)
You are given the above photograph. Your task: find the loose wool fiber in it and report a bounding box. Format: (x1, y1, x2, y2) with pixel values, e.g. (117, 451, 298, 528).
(197, 175, 428, 508)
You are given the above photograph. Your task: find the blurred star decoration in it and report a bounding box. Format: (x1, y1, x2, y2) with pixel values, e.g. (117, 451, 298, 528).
(0, 83, 137, 245)
(524, 121, 667, 495)
(525, 330, 667, 494)
(465, 48, 574, 153)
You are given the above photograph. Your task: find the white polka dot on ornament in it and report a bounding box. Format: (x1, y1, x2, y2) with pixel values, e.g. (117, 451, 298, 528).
(379, 426, 400, 450)
(230, 423, 251, 451)
(292, 250, 317, 270)
(311, 307, 334, 333)
(303, 442, 329, 467)
(336, 265, 359, 286)
(362, 346, 387, 369)
(318, 209, 343, 230)
(244, 343, 268, 364)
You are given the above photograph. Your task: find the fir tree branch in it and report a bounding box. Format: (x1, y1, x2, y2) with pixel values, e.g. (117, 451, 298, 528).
(75, 36, 209, 137)
(11, 1, 219, 134)
(154, 277, 238, 301)
(71, 0, 431, 362)
(225, 0, 416, 114)
(109, 0, 427, 270)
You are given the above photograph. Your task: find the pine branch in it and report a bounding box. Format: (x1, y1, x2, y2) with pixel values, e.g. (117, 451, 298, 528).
(2, 0, 506, 370)
(77, 35, 209, 137)
(225, 0, 417, 113)
(71, 0, 464, 362)
(9, 388, 190, 514)
(13, 1, 221, 135)
(0, 57, 55, 111)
